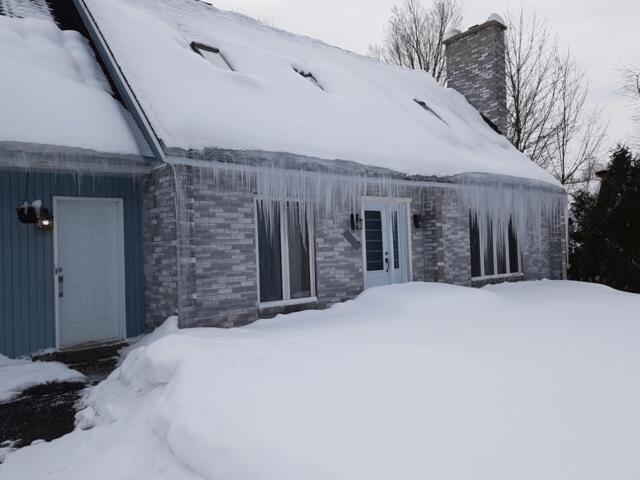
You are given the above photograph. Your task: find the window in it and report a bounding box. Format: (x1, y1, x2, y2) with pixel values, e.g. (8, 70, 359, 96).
(392, 211, 400, 269)
(413, 98, 448, 125)
(191, 42, 234, 71)
(364, 210, 384, 271)
(293, 66, 324, 91)
(469, 212, 521, 279)
(257, 200, 316, 305)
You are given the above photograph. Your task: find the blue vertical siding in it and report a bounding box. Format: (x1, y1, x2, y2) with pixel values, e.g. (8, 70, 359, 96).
(0, 170, 145, 357)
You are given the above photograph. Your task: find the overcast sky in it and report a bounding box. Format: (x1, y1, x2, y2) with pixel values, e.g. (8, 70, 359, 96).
(210, 0, 638, 146)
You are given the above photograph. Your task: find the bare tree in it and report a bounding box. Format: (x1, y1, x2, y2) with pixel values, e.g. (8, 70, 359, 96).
(544, 52, 608, 185)
(369, 0, 462, 84)
(505, 9, 608, 185)
(504, 8, 559, 169)
(372, 3, 608, 185)
(621, 66, 640, 141)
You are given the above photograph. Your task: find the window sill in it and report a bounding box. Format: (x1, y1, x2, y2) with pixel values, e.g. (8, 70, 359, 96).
(259, 297, 318, 310)
(471, 272, 524, 282)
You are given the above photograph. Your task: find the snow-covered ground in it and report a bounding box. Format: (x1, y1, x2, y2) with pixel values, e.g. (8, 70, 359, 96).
(0, 355, 83, 403)
(2, 281, 639, 479)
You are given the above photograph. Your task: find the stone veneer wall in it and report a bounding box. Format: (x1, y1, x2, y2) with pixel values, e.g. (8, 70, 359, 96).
(142, 164, 567, 331)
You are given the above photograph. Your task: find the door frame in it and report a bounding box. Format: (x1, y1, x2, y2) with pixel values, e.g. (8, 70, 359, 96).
(53, 196, 127, 349)
(361, 196, 413, 288)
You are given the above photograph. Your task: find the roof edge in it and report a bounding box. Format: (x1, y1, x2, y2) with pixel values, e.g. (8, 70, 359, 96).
(0, 141, 154, 175)
(164, 148, 565, 193)
(71, 0, 166, 162)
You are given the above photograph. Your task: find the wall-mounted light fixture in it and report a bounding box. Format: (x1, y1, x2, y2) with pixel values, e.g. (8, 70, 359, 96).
(16, 202, 38, 224)
(37, 208, 54, 231)
(350, 213, 363, 231)
(413, 214, 423, 229)
(16, 201, 53, 231)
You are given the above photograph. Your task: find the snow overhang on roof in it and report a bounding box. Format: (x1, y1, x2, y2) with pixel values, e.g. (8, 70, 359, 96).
(80, 0, 559, 187)
(0, 7, 148, 156)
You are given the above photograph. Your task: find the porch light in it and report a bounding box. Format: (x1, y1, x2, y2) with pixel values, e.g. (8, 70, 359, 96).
(413, 214, 422, 229)
(16, 202, 38, 224)
(350, 213, 362, 231)
(37, 208, 54, 231)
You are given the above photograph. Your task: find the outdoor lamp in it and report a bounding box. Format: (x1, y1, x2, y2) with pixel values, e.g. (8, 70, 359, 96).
(37, 208, 54, 231)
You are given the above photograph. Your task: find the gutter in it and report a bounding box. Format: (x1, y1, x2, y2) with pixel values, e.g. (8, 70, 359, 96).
(71, 0, 166, 163)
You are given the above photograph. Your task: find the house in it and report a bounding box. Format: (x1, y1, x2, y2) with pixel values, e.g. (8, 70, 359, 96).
(0, 0, 567, 358)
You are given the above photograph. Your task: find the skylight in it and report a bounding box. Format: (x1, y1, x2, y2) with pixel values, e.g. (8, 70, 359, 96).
(293, 66, 324, 91)
(191, 42, 233, 71)
(413, 98, 447, 125)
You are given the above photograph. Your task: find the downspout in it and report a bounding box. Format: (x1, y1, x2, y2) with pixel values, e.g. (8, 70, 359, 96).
(169, 163, 183, 323)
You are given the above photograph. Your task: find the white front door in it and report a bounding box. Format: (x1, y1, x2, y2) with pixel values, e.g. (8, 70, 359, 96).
(363, 199, 411, 289)
(54, 197, 126, 348)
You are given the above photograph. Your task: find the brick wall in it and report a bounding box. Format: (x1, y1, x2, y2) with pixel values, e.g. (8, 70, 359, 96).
(142, 164, 567, 331)
(441, 190, 473, 285)
(315, 215, 364, 307)
(176, 165, 259, 328)
(142, 165, 179, 330)
(523, 210, 567, 281)
(444, 19, 508, 134)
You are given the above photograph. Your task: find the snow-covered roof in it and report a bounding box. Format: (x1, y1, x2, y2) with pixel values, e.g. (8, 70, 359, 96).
(0, 0, 50, 20)
(83, 0, 555, 185)
(78, 0, 559, 185)
(0, 8, 144, 155)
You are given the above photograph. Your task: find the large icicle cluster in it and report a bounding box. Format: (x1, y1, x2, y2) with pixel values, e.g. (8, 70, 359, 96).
(171, 158, 567, 261)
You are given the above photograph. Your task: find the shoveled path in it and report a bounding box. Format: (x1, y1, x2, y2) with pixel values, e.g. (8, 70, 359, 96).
(0, 343, 125, 462)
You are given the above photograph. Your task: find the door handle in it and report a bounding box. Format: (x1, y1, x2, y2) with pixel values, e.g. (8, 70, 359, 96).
(58, 275, 64, 298)
(385, 253, 390, 272)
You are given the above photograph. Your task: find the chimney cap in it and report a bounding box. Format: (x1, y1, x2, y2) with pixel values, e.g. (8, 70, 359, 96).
(487, 13, 506, 27)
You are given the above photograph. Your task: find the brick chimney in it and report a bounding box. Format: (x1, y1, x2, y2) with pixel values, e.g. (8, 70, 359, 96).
(443, 14, 507, 134)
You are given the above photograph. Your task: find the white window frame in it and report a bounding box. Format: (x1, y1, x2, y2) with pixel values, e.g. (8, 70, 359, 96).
(471, 215, 523, 281)
(255, 199, 317, 309)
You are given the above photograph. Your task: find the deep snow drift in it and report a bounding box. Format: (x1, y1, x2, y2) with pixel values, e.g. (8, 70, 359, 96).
(0, 355, 83, 403)
(2, 281, 640, 479)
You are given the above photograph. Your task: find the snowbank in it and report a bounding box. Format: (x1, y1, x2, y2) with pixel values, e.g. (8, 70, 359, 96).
(2, 281, 640, 479)
(82, 0, 555, 184)
(0, 355, 83, 403)
(0, 16, 142, 155)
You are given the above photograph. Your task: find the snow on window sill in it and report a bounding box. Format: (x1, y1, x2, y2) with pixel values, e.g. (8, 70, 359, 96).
(471, 272, 524, 282)
(259, 297, 318, 310)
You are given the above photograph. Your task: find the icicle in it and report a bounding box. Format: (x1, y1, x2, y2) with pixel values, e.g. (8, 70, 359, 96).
(166, 157, 566, 266)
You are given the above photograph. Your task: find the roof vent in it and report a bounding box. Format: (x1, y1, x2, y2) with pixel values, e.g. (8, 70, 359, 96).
(191, 42, 234, 71)
(413, 99, 447, 125)
(293, 66, 324, 91)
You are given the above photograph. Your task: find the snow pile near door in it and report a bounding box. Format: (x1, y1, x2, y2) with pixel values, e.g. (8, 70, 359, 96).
(0, 355, 83, 403)
(0, 16, 142, 155)
(3, 281, 640, 479)
(82, 0, 554, 184)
